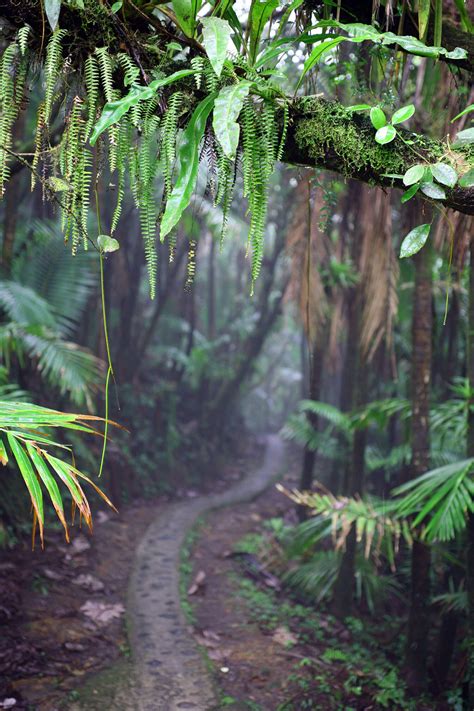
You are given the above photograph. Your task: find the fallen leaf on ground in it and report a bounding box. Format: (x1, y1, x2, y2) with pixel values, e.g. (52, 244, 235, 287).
(272, 626, 298, 647)
(80, 601, 124, 626)
(70, 535, 91, 554)
(73, 574, 104, 592)
(188, 570, 206, 595)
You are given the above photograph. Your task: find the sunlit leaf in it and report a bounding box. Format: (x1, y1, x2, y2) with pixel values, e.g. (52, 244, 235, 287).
(399, 223, 431, 258)
(375, 125, 396, 144)
(97, 235, 120, 253)
(213, 81, 252, 159)
(201, 17, 232, 77)
(420, 181, 446, 200)
(431, 163, 458, 188)
(391, 104, 415, 125)
(403, 164, 425, 186)
(459, 168, 474, 188)
(370, 107, 386, 130)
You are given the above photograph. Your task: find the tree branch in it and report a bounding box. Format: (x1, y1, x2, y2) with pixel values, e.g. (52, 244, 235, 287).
(283, 98, 474, 216)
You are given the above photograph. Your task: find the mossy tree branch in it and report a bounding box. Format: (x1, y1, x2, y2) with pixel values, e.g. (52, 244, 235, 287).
(283, 98, 474, 216)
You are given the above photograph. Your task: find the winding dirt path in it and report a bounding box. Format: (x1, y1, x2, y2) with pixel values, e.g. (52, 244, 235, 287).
(127, 435, 284, 710)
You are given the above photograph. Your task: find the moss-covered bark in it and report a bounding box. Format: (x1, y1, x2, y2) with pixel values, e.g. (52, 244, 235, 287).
(283, 98, 474, 215)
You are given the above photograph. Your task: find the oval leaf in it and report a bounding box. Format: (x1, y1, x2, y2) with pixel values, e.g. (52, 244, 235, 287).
(403, 164, 425, 186)
(201, 17, 232, 78)
(459, 168, 474, 188)
(431, 162, 458, 188)
(452, 128, 474, 146)
(420, 182, 446, 200)
(391, 104, 415, 125)
(97, 235, 120, 253)
(399, 223, 431, 259)
(370, 107, 387, 130)
(401, 183, 420, 203)
(375, 124, 397, 145)
(213, 81, 252, 159)
(161, 94, 216, 240)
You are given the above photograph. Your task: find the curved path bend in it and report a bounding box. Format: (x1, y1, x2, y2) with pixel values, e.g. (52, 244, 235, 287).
(127, 434, 285, 711)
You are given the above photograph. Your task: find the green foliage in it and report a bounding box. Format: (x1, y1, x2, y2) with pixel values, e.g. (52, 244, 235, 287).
(0, 401, 114, 545)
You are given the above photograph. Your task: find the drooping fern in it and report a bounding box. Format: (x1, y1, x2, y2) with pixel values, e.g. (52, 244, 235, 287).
(162, 91, 184, 197)
(44, 30, 66, 125)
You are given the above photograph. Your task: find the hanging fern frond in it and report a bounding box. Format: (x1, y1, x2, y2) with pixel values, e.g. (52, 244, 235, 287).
(162, 91, 184, 197)
(44, 30, 67, 125)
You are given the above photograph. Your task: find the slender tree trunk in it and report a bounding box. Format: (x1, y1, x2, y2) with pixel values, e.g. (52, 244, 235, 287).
(405, 243, 433, 693)
(298, 333, 327, 521)
(332, 361, 367, 617)
(466, 238, 474, 708)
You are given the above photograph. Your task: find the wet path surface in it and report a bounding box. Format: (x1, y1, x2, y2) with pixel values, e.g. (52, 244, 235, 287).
(127, 435, 285, 710)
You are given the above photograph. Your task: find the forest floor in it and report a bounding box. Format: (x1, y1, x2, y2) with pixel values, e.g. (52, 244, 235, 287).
(1, 437, 455, 711)
(0, 438, 261, 711)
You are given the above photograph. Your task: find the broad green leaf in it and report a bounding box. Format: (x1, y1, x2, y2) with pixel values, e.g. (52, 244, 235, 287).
(47, 176, 72, 192)
(452, 128, 474, 147)
(249, 0, 279, 65)
(97, 235, 120, 253)
(403, 164, 425, 186)
(399, 223, 431, 258)
(431, 162, 458, 188)
(45, 0, 61, 31)
(161, 94, 216, 240)
(26, 443, 68, 538)
(213, 81, 252, 159)
(201, 17, 232, 77)
(8, 433, 44, 540)
(172, 0, 202, 37)
(296, 37, 342, 90)
(420, 181, 446, 200)
(391, 104, 415, 125)
(375, 125, 397, 145)
(90, 69, 196, 145)
(111, 1, 123, 12)
(452, 103, 474, 122)
(370, 107, 386, 130)
(401, 183, 420, 203)
(459, 168, 474, 188)
(418, 0, 430, 39)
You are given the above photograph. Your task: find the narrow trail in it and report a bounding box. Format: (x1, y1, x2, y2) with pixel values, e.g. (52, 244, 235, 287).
(125, 434, 285, 711)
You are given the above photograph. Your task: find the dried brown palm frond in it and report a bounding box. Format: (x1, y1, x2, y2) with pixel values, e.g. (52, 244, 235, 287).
(286, 173, 331, 345)
(358, 188, 399, 362)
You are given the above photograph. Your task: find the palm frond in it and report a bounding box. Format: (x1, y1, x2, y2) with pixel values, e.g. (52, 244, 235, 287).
(12, 221, 97, 337)
(278, 484, 407, 570)
(0, 400, 116, 546)
(299, 399, 352, 434)
(393, 459, 474, 543)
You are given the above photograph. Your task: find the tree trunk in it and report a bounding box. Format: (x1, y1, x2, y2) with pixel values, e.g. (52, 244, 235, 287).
(297, 333, 327, 521)
(466, 237, 474, 708)
(405, 242, 433, 693)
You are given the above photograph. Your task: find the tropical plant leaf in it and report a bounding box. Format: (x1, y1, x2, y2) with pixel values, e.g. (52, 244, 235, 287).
(393, 459, 474, 542)
(249, 0, 279, 65)
(399, 223, 431, 258)
(8, 432, 45, 544)
(212, 81, 252, 158)
(45, 0, 61, 31)
(90, 69, 197, 145)
(172, 0, 202, 37)
(160, 93, 216, 239)
(431, 163, 458, 188)
(201, 16, 232, 77)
